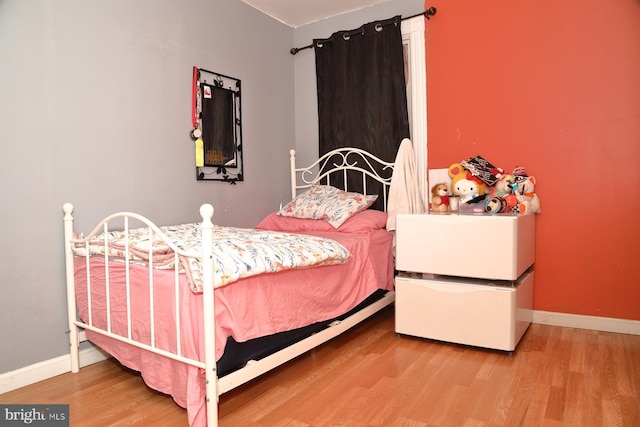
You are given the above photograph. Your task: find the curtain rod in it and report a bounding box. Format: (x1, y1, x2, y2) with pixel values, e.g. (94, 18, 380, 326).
(290, 7, 437, 55)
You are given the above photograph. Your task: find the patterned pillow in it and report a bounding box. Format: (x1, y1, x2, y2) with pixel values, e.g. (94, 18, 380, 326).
(257, 209, 387, 234)
(278, 185, 378, 228)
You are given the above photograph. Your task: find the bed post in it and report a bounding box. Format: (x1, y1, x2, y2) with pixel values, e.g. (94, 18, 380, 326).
(63, 203, 80, 373)
(199, 203, 218, 426)
(289, 149, 297, 200)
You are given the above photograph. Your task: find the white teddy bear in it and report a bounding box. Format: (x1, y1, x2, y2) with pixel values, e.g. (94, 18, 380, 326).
(514, 175, 541, 214)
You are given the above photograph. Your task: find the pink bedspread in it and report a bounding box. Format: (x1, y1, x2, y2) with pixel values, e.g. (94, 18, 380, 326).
(74, 228, 393, 427)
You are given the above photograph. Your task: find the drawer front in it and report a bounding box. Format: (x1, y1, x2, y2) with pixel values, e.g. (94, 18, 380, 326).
(395, 213, 535, 280)
(395, 272, 533, 351)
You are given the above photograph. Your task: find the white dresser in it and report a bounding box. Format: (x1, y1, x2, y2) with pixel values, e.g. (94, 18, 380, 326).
(394, 213, 535, 352)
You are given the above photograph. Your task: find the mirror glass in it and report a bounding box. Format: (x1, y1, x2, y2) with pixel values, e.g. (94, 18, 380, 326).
(192, 68, 243, 183)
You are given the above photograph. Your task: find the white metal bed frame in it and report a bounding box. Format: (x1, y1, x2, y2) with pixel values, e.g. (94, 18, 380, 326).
(64, 147, 395, 427)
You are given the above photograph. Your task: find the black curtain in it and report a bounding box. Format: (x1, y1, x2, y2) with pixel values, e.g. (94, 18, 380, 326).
(314, 16, 409, 209)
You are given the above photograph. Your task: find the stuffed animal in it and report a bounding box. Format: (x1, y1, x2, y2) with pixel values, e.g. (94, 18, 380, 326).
(431, 183, 450, 212)
(513, 175, 541, 214)
(448, 163, 487, 203)
(487, 173, 515, 198)
(485, 173, 518, 213)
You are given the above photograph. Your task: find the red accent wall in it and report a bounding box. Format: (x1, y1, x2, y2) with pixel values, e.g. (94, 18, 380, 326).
(424, 0, 640, 320)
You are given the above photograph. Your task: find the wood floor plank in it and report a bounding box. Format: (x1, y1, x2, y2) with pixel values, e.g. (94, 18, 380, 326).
(544, 385, 566, 422)
(2, 306, 639, 426)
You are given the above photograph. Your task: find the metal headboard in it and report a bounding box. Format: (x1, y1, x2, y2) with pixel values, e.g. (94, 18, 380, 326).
(289, 147, 395, 212)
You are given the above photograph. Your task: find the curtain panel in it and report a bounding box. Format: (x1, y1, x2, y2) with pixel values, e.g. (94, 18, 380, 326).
(315, 16, 409, 209)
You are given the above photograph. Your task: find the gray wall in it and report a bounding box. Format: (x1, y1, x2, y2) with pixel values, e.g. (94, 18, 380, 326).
(0, 0, 294, 374)
(0, 0, 424, 376)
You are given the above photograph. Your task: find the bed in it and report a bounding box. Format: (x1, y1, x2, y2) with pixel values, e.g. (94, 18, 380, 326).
(64, 147, 397, 427)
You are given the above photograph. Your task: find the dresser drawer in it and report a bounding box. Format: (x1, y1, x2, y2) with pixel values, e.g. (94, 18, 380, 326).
(395, 213, 535, 280)
(395, 271, 534, 351)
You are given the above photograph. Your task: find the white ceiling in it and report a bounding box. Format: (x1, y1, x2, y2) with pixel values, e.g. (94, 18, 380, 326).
(241, 0, 391, 28)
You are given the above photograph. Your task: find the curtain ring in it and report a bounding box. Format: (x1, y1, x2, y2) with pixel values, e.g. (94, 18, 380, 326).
(375, 23, 383, 32)
(343, 33, 350, 40)
(316, 42, 324, 48)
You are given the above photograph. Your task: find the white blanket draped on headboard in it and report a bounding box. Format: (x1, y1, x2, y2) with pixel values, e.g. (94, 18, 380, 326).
(386, 138, 426, 237)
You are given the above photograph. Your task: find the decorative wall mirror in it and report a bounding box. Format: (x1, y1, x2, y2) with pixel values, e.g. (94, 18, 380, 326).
(191, 67, 243, 183)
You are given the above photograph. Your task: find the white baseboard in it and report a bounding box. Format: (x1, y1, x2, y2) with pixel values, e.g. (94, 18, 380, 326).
(533, 310, 640, 335)
(0, 345, 108, 395)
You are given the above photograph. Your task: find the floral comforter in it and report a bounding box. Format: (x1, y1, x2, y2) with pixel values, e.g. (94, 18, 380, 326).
(73, 223, 351, 292)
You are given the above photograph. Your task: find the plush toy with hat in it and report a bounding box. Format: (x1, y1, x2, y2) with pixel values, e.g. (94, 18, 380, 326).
(512, 166, 541, 214)
(448, 163, 487, 203)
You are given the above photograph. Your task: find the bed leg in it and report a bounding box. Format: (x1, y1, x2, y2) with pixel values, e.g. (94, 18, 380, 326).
(69, 328, 80, 373)
(63, 203, 80, 373)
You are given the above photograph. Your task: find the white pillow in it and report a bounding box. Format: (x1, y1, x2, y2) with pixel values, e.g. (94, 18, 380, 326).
(278, 185, 378, 228)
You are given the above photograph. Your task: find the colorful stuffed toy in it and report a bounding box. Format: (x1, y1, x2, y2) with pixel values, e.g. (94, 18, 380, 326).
(430, 183, 450, 212)
(448, 163, 487, 203)
(484, 173, 518, 213)
(512, 170, 541, 214)
(487, 173, 515, 198)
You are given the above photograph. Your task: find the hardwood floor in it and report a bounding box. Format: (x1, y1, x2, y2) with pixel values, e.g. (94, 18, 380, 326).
(2, 306, 639, 426)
